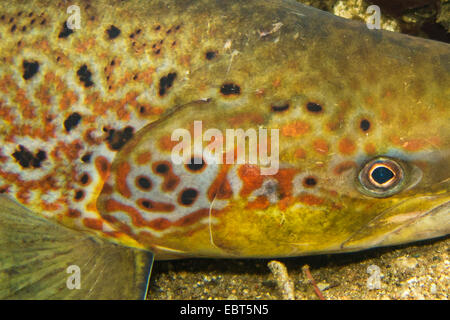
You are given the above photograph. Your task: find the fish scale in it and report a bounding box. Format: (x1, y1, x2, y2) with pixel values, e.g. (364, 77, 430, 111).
(0, 0, 449, 298)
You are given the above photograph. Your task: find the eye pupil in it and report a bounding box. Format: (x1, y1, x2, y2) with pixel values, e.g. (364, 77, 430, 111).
(371, 166, 394, 184)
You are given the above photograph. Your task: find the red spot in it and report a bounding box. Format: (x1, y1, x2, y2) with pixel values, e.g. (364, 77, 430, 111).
(136, 151, 152, 164)
(137, 198, 175, 212)
(278, 196, 294, 210)
(238, 165, 264, 197)
(274, 168, 298, 197)
(298, 194, 324, 206)
(294, 148, 306, 159)
(313, 139, 329, 155)
(173, 209, 211, 228)
(338, 138, 356, 155)
(83, 218, 103, 230)
(281, 121, 310, 137)
(116, 161, 131, 198)
(158, 135, 179, 152)
(67, 209, 81, 218)
(95, 156, 110, 180)
(207, 165, 233, 201)
(152, 161, 180, 192)
(247, 196, 270, 210)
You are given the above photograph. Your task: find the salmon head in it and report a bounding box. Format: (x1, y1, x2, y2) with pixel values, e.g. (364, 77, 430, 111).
(96, 1, 449, 259)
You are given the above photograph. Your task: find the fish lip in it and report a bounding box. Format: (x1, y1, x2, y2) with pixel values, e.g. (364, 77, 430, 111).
(340, 195, 450, 250)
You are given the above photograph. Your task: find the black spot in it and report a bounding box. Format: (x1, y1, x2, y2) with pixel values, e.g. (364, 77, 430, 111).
(10, 24, 16, 32)
(40, 18, 46, 25)
(371, 166, 394, 185)
(22, 60, 39, 80)
(360, 119, 371, 131)
(74, 190, 84, 200)
(180, 188, 198, 206)
(106, 126, 134, 150)
(186, 157, 205, 172)
(141, 200, 152, 209)
(155, 25, 161, 31)
(271, 103, 289, 112)
(80, 173, 89, 185)
(306, 102, 323, 113)
(220, 83, 240, 96)
(137, 177, 152, 190)
(81, 153, 92, 163)
(64, 112, 82, 132)
(303, 176, 317, 187)
(158, 72, 177, 96)
(155, 163, 169, 174)
(106, 25, 121, 39)
(12, 145, 46, 169)
(205, 51, 217, 60)
(21, 26, 27, 32)
(58, 21, 74, 38)
(77, 64, 94, 87)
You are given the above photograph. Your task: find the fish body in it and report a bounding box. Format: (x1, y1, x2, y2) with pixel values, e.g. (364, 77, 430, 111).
(0, 0, 449, 298)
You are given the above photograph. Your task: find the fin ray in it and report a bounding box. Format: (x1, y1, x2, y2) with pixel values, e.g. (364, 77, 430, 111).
(0, 195, 153, 299)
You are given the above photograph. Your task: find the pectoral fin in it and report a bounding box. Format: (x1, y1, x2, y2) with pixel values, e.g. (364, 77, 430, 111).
(0, 195, 153, 300)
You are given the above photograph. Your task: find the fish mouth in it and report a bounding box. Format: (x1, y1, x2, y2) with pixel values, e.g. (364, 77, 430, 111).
(340, 194, 450, 251)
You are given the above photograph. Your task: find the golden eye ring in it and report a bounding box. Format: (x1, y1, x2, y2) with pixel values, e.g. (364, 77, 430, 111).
(358, 157, 405, 198)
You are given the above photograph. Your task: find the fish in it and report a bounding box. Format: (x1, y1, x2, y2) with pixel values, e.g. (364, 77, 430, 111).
(0, 0, 448, 299)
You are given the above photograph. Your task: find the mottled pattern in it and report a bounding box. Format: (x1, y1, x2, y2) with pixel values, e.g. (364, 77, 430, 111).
(0, 0, 448, 258)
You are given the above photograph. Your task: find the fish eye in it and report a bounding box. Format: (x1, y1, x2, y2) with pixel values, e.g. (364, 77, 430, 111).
(358, 157, 405, 198)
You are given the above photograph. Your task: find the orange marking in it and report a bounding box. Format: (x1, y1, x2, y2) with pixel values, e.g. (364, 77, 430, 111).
(333, 161, 357, 175)
(136, 151, 152, 164)
(313, 139, 329, 155)
(35, 85, 52, 106)
(137, 198, 175, 212)
(294, 148, 306, 159)
(298, 194, 324, 206)
(15, 89, 34, 119)
(274, 168, 298, 197)
(364, 143, 376, 155)
(207, 165, 233, 201)
(238, 165, 264, 197)
(247, 196, 270, 210)
(67, 209, 82, 218)
(272, 77, 281, 88)
(76, 37, 96, 53)
(95, 156, 111, 181)
(278, 196, 294, 211)
(338, 138, 356, 155)
(116, 162, 132, 198)
(152, 161, 180, 192)
(173, 209, 211, 228)
(228, 112, 265, 126)
(391, 136, 441, 152)
(105, 199, 208, 231)
(158, 135, 179, 152)
(59, 90, 78, 110)
(281, 121, 310, 137)
(83, 218, 103, 230)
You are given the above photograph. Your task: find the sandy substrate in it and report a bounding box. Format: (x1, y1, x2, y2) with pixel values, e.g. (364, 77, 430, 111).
(148, 0, 449, 300)
(149, 236, 449, 300)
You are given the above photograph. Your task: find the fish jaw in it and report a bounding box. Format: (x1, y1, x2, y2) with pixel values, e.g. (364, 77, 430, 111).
(340, 194, 450, 251)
